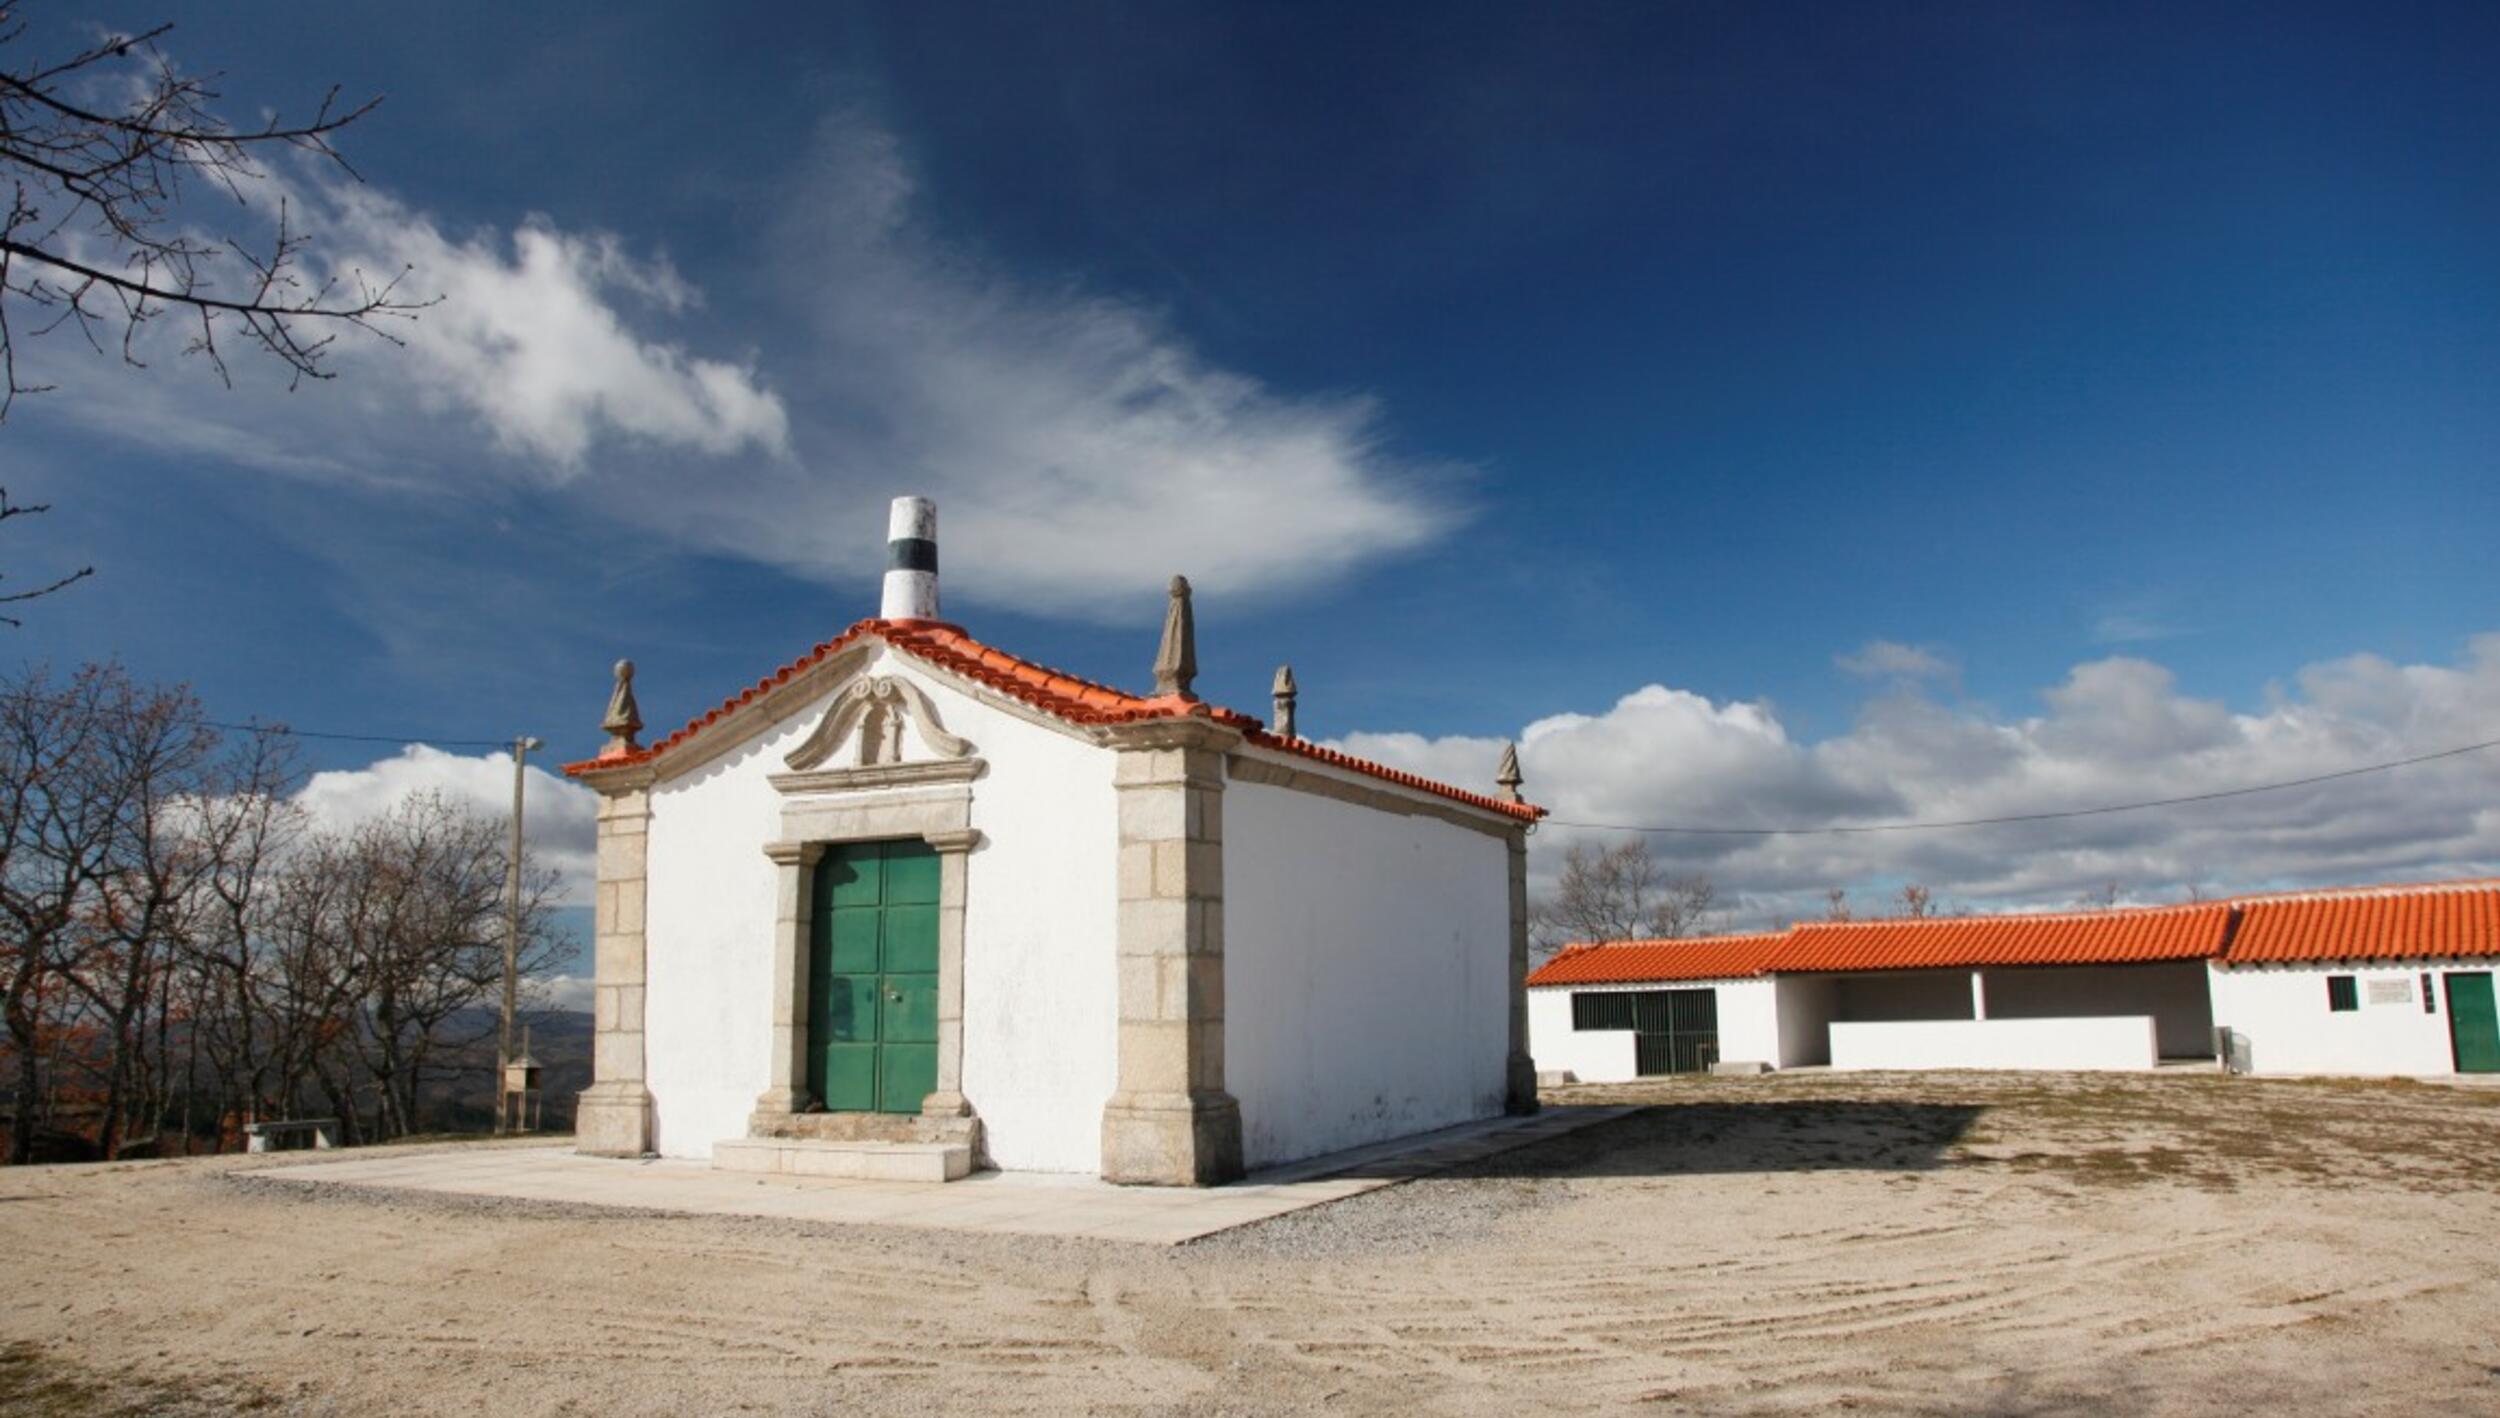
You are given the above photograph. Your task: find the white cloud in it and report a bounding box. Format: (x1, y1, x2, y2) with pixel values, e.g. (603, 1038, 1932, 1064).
(28, 164, 788, 478)
(589, 114, 1461, 617)
(1835, 639, 1956, 682)
(334, 206, 794, 468)
(536, 973, 596, 1012)
(294, 746, 600, 906)
(33, 110, 1461, 620)
(1338, 634, 2500, 930)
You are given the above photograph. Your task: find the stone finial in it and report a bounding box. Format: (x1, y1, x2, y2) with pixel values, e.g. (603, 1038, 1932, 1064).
(1153, 575, 1198, 700)
(600, 659, 643, 760)
(1271, 664, 1298, 740)
(1495, 741, 1524, 802)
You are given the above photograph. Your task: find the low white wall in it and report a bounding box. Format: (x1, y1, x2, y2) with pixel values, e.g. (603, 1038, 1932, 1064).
(1223, 772, 1512, 1168)
(1830, 1015, 2157, 1071)
(1525, 978, 1779, 1081)
(2207, 963, 2467, 1076)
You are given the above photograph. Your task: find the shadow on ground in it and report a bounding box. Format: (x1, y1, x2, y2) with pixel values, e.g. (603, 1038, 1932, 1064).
(1387, 1100, 1987, 1181)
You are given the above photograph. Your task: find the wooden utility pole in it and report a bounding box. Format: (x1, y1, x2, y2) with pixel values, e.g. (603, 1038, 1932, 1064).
(496, 735, 544, 1135)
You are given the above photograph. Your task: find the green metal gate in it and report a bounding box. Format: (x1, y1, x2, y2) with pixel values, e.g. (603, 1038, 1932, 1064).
(807, 840, 940, 1113)
(1631, 989, 1719, 1076)
(2446, 972, 2500, 1074)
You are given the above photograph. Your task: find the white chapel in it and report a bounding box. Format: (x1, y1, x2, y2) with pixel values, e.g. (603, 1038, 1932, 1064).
(565, 497, 1542, 1185)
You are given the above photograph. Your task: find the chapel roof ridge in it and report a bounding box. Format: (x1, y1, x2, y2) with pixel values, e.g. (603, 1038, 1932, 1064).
(564, 615, 1543, 822)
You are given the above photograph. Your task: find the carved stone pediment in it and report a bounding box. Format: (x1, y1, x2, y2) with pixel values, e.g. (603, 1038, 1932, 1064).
(784, 674, 975, 772)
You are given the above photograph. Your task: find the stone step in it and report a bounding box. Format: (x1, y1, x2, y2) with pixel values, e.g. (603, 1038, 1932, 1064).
(752, 1110, 974, 1147)
(711, 1137, 972, 1184)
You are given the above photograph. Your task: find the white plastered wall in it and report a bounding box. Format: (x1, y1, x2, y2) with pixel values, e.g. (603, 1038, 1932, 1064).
(642, 706, 814, 1159)
(1527, 978, 1779, 1082)
(2207, 962, 2485, 1076)
(943, 673, 1119, 1174)
(638, 645, 1120, 1168)
(1527, 987, 1630, 1082)
(1222, 772, 1512, 1169)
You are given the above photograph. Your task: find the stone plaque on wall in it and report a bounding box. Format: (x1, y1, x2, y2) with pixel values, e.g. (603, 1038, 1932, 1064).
(2366, 978, 2412, 1006)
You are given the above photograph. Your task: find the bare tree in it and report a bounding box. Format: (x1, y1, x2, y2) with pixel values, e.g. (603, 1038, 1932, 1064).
(2079, 880, 2122, 911)
(1531, 838, 1717, 958)
(0, 665, 134, 1162)
(0, 13, 425, 416)
(1824, 887, 1852, 922)
(0, 665, 570, 1163)
(177, 727, 304, 1145)
(1895, 883, 1933, 919)
(321, 792, 559, 1140)
(71, 670, 214, 1158)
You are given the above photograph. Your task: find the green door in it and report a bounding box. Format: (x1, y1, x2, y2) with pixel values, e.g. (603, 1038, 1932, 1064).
(2445, 973, 2500, 1074)
(807, 840, 941, 1113)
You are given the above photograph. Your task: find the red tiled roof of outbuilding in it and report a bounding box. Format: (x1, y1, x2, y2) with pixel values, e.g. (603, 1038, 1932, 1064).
(564, 619, 1543, 823)
(1764, 904, 2232, 973)
(2224, 882, 2500, 963)
(1525, 878, 2500, 990)
(1526, 933, 1789, 987)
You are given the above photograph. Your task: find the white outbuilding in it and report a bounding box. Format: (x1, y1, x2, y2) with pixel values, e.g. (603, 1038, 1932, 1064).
(565, 498, 1543, 1185)
(1530, 879, 2500, 1082)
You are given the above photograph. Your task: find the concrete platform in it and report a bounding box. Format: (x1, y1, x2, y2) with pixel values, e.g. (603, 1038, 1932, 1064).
(241, 1105, 1634, 1245)
(712, 1136, 972, 1183)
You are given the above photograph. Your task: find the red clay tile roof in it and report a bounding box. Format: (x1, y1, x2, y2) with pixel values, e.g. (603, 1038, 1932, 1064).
(1528, 880, 2500, 989)
(1765, 904, 2234, 973)
(2224, 883, 2500, 963)
(1527, 933, 1790, 987)
(565, 618, 1542, 822)
(1531, 905, 2234, 987)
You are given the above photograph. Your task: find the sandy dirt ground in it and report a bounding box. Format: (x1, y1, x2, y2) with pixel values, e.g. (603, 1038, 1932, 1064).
(5, 1071, 2499, 1416)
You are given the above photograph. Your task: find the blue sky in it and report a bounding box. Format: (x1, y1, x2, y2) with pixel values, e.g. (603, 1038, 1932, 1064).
(8, 2, 2498, 950)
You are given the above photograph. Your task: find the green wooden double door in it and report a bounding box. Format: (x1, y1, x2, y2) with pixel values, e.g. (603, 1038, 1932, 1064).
(807, 840, 939, 1114)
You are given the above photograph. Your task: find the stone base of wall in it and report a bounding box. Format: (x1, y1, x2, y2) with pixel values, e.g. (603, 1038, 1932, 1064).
(1100, 1089, 1243, 1186)
(1505, 1052, 1542, 1115)
(574, 1082, 653, 1156)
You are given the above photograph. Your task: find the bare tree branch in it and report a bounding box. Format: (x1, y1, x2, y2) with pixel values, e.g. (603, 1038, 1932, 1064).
(1530, 839, 1718, 960)
(0, 11, 428, 418)
(0, 487, 89, 624)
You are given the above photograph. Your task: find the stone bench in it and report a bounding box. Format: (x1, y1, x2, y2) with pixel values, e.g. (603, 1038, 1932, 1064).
(243, 1118, 340, 1153)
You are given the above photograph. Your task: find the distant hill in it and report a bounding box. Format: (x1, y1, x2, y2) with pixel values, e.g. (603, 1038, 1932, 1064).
(421, 1010, 594, 1133)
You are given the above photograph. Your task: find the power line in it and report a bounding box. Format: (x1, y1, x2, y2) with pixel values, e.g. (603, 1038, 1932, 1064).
(2, 686, 521, 749)
(199, 718, 515, 749)
(1544, 734, 2500, 837)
